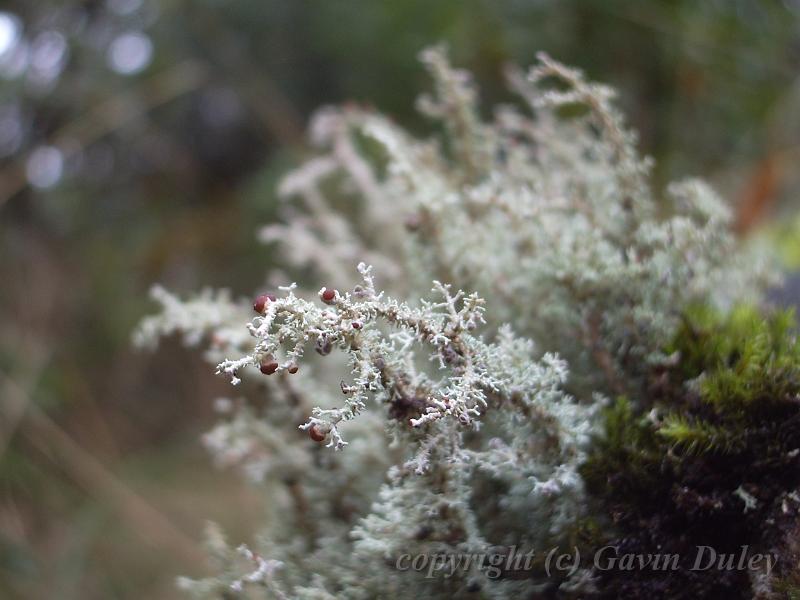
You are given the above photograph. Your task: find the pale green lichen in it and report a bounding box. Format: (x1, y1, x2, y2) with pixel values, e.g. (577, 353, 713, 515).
(135, 46, 772, 598)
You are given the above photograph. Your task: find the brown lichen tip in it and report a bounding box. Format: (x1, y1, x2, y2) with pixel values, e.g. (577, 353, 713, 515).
(259, 359, 279, 375)
(308, 424, 326, 442)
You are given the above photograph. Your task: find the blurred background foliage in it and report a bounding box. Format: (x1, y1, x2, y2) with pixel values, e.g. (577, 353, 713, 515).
(0, 1, 799, 598)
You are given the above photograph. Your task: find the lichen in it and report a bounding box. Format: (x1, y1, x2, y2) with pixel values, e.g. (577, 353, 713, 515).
(135, 47, 779, 598)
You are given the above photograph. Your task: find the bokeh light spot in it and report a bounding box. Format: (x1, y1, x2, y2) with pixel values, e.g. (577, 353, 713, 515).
(0, 12, 21, 58)
(26, 145, 64, 189)
(107, 31, 152, 75)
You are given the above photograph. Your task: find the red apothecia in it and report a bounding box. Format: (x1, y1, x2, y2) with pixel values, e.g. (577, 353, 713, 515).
(253, 293, 276, 314)
(309, 424, 326, 442)
(259, 360, 279, 375)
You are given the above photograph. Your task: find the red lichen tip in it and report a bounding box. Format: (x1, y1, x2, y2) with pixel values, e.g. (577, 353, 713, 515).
(320, 288, 337, 304)
(253, 293, 276, 314)
(309, 424, 326, 442)
(259, 360, 279, 375)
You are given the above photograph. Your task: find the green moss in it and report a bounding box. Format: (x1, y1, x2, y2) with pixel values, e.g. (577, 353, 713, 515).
(668, 304, 797, 379)
(580, 397, 662, 500)
(582, 304, 800, 598)
(657, 414, 741, 454)
(661, 304, 800, 452)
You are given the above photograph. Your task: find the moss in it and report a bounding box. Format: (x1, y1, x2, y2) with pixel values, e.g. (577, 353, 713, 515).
(580, 397, 664, 504)
(668, 304, 800, 411)
(581, 305, 800, 598)
(769, 213, 800, 270)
